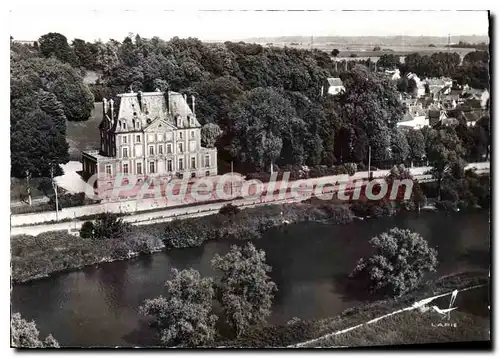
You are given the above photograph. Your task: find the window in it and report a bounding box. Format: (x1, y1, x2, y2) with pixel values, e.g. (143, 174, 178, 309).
(191, 172, 196, 178)
(179, 132, 183, 139)
(205, 155, 210, 168)
(149, 146, 154, 156)
(167, 159, 173, 172)
(123, 163, 129, 174)
(205, 171, 210, 177)
(191, 157, 196, 169)
(105, 164, 112, 177)
(137, 162, 142, 175)
(149, 161, 155, 173)
(178, 158, 184, 171)
(167, 143, 172, 154)
(123, 148, 128, 158)
(178, 143, 184, 153)
(159, 145, 163, 154)
(136, 135, 141, 142)
(123, 122, 127, 130)
(191, 130, 195, 139)
(123, 136, 127, 144)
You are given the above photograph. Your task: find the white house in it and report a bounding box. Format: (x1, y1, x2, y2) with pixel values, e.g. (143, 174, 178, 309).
(397, 106, 429, 129)
(323, 77, 345, 96)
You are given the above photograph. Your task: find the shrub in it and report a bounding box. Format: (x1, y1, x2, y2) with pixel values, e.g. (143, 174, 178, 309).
(92, 213, 130, 240)
(322, 204, 354, 224)
(435, 200, 457, 212)
(350, 227, 438, 297)
(332, 165, 349, 175)
(440, 185, 459, 202)
(343, 163, 358, 176)
(351, 200, 393, 218)
(79, 221, 94, 238)
(219, 203, 241, 216)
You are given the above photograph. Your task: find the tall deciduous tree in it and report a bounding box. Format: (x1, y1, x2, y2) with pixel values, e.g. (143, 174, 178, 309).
(228, 87, 305, 171)
(377, 54, 401, 70)
(11, 313, 59, 348)
(140, 268, 217, 347)
(211, 243, 277, 337)
(11, 57, 94, 121)
(405, 129, 426, 166)
(350, 228, 438, 297)
(390, 127, 410, 164)
(336, 65, 404, 164)
(10, 89, 69, 178)
(38, 32, 77, 66)
(201, 122, 223, 148)
(426, 127, 466, 200)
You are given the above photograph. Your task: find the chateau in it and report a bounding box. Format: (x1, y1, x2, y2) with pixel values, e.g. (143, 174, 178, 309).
(81, 90, 218, 189)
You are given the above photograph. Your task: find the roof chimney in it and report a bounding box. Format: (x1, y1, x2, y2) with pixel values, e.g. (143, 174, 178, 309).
(109, 99, 114, 123)
(191, 95, 195, 115)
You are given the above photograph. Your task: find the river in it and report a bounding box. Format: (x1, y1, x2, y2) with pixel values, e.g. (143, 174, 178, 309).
(11, 211, 490, 347)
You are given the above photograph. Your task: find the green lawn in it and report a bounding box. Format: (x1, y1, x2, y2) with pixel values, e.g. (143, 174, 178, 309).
(307, 285, 490, 347)
(10, 177, 46, 201)
(66, 102, 102, 161)
(11, 103, 102, 203)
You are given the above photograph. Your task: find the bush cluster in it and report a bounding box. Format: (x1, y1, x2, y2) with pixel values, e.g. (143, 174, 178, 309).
(163, 203, 354, 249)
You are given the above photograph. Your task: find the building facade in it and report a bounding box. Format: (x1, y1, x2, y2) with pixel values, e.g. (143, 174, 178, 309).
(322, 77, 345, 96)
(81, 90, 217, 190)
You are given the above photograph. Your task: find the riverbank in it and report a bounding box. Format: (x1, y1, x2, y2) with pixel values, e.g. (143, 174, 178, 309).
(11, 194, 489, 284)
(11, 202, 355, 283)
(215, 271, 490, 348)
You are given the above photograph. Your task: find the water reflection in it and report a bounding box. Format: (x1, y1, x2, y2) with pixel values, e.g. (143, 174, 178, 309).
(11, 211, 490, 346)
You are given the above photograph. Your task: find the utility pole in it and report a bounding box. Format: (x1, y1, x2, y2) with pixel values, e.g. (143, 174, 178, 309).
(25, 169, 32, 206)
(448, 33, 451, 53)
(368, 145, 372, 181)
(230, 160, 234, 197)
(50, 165, 59, 221)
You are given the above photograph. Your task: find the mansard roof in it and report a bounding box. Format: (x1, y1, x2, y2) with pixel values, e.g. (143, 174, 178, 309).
(100, 90, 201, 133)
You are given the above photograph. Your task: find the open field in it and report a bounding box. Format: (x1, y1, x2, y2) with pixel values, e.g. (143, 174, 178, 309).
(262, 43, 476, 63)
(307, 285, 490, 347)
(66, 102, 102, 161)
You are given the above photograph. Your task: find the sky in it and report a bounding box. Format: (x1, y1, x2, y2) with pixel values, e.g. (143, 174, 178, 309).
(9, 10, 489, 43)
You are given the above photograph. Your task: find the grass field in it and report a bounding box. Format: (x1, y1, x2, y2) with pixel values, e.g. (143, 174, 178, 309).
(66, 102, 102, 161)
(306, 284, 490, 347)
(262, 42, 475, 62)
(10, 177, 46, 201)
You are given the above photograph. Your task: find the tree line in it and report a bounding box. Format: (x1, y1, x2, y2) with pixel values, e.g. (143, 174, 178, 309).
(10, 33, 489, 179)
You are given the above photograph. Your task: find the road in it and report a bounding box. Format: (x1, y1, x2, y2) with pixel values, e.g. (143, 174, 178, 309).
(11, 162, 489, 235)
(10, 162, 489, 236)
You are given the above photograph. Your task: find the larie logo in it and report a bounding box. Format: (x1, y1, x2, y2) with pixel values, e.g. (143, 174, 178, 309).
(431, 289, 458, 322)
